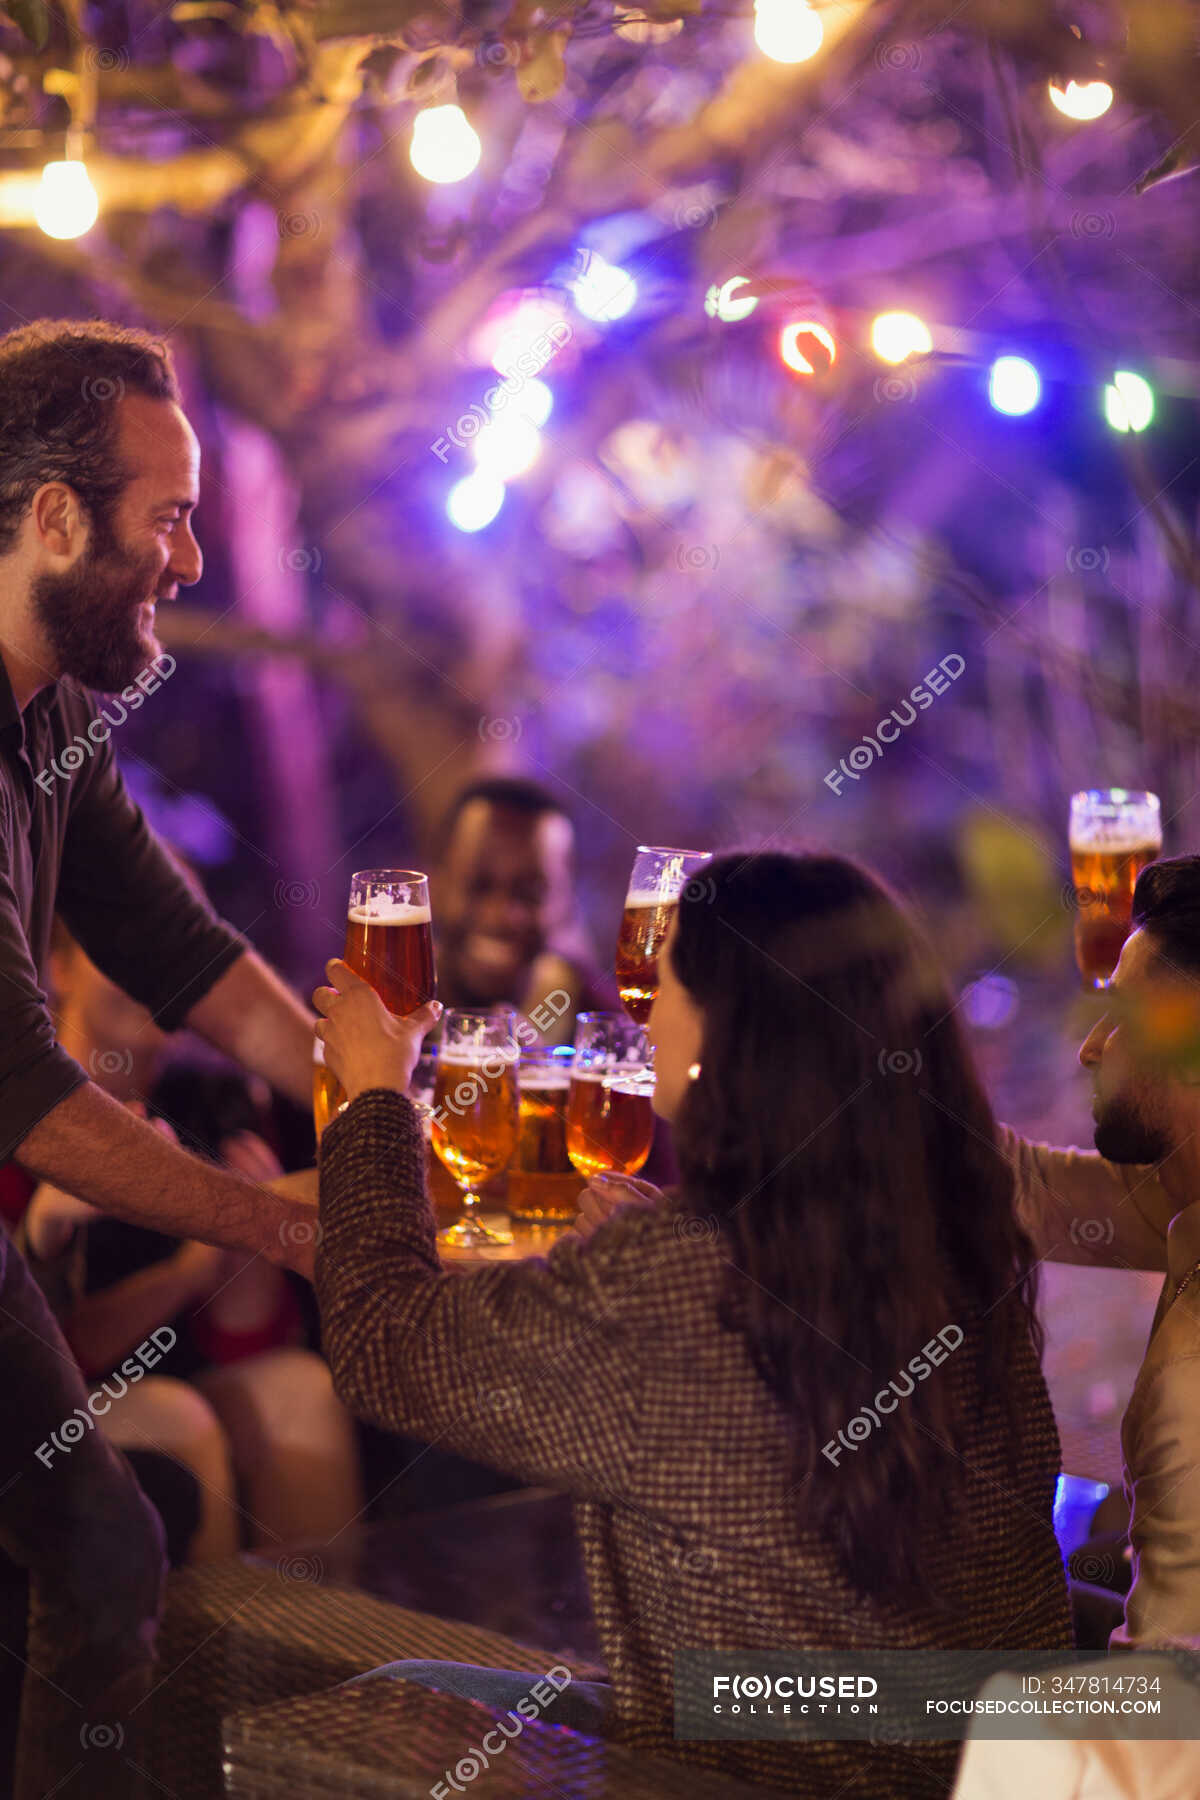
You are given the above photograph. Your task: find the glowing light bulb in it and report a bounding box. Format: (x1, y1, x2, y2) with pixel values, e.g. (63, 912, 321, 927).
(1048, 79, 1113, 121)
(512, 377, 553, 429)
(447, 470, 505, 532)
(410, 105, 482, 185)
(779, 320, 836, 375)
(472, 415, 542, 480)
(988, 355, 1040, 416)
(1104, 371, 1154, 433)
(754, 0, 823, 65)
(704, 276, 759, 323)
(870, 310, 932, 364)
(571, 252, 637, 323)
(35, 160, 99, 240)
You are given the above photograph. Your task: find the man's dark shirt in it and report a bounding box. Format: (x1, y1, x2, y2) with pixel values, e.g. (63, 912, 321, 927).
(0, 655, 246, 1160)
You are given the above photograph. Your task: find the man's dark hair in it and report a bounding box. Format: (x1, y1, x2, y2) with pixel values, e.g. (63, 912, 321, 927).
(0, 319, 179, 555)
(1132, 855, 1200, 979)
(438, 777, 572, 856)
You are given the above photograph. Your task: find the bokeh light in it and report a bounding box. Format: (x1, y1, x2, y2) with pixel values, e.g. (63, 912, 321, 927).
(988, 355, 1041, 416)
(870, 310, 933, 364)
(35, 161, 99, 240)
(1048, 79, 1113, 121)
(410, 105, 482, 185)
(473, 414, 543, 480)
(446, 470, 505, 532)
(572, 252, 638, 323)
(754, 0, 824, 64)
(779, 320, 837, 376)
(1104, 370, 1154, 434)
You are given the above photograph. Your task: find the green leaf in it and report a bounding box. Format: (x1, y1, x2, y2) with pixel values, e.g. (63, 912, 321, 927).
(3, 0, 51, 48)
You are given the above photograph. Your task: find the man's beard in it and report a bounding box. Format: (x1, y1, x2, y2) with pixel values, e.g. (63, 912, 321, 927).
(31, 510, 163, 694)
(1093, 1093, 1172, 1166)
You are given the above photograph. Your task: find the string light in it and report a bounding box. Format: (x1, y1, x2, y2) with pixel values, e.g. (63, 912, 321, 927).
(870, 311, 932, 364)
(572, 252, 637, 323)
(704, 276, 759, 323)
(1048, 79, 1113, 121)
(35, 160, 98, 239)
(779, 320, 836, 376)
(988, 355, 1041, 415)
(753, 0, 824, 64)
(410, 104, 482, 184)
(1104, 370, 1154, 433)
(446, 470, 505, 532)
(472, 414, 543, 480)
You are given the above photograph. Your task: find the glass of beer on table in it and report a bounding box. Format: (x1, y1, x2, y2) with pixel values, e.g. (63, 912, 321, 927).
(616, 846, 711, 1023)
(507, 1046, 582, 1225)
(312, 869, 437, 1141)
(1069, 790, 1161, 989)
(431, 1010, 520, 1247)
(566, 1013, 655, 1180)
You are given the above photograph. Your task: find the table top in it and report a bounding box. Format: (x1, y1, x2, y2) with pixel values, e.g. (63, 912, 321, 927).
(438, 1215, 575, 1268)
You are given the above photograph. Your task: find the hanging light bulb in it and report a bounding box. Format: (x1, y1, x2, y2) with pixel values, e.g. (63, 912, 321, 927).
(870, 311, 933, 364)
(472, 415, 542, 481)
(1104, 371, 1154, 434)
(1048, 79, 1113, 121)
(35, 160, 98, 240)
(447, 470, 505, 532)
(754, 0, 823, 65)
(410, 105, 482, 185)
(571, 252, 637, 324)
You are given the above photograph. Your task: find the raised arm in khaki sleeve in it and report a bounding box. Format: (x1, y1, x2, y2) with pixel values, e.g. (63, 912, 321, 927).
(997, 1126, 1174, 1272)
(1112, 1353, 1200, 1650)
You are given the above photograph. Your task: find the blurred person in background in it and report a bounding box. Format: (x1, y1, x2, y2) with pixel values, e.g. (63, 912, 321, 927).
(18, 923, 364, 1562)
(432, 776, 619, 1034)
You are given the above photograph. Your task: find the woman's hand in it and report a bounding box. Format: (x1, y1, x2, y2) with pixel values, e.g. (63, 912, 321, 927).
(312, 959, 442, 1105)
(573, 1173, 664, 1241)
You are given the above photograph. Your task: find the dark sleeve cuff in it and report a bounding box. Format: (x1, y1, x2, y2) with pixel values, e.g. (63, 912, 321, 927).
(0, 1047, 88, 1163)
(318, 1087, 438, 1267)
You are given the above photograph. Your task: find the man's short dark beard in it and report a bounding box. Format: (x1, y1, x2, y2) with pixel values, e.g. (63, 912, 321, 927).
(1094, 1096, 1171, 1166)
(30, 504, 161, 693)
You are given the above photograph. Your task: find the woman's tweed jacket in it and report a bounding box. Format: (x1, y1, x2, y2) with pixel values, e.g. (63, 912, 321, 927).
(316, 1090, 1072, 1798)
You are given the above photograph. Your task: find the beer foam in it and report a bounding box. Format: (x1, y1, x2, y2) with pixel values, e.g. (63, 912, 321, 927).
(347, 899, 432, 925)
(439, 1049, 519, 1068)
(624, 889, 678, 909)
(518, 1070, 570, 1092)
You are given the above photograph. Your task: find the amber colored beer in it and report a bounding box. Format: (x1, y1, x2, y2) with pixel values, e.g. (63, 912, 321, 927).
(508, 1069, 581, 1223)
(1068, 791, 1162, 988)
(1070, 842, 1160, 987)
(312, 1039, 346, 1141)
(565, 1072, 654, 1179)
(431, 1056, 519, 1192)
(616, 895, 675, 1025)
(343, 900, 436, 1017)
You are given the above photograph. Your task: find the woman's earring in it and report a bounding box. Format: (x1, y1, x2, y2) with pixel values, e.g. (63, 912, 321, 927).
(687, 1061, 702, 1081)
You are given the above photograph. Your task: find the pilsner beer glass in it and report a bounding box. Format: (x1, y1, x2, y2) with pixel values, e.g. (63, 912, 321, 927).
(566, 1013, 655, 1180)
(508, 1046, 582, 1224)
(313, 869, 436, 1142)
(1069, 791, 1161, 989)
(431, 1010, 520, 1247)
(616, 846, 711, 1023)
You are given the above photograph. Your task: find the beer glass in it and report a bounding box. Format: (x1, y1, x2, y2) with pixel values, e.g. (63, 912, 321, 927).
(431, 1010, 520, 1247)
(1069, 791, 1161, 988)
(566, 1013, 655, 1180)
(616, 846, 712, 1023)
(508, 1046, 582, 1224)
(313, 869, 436, 1142)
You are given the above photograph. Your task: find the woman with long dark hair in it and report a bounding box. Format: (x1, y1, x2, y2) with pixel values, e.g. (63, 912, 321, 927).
(312, 850, 1072, 1796)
